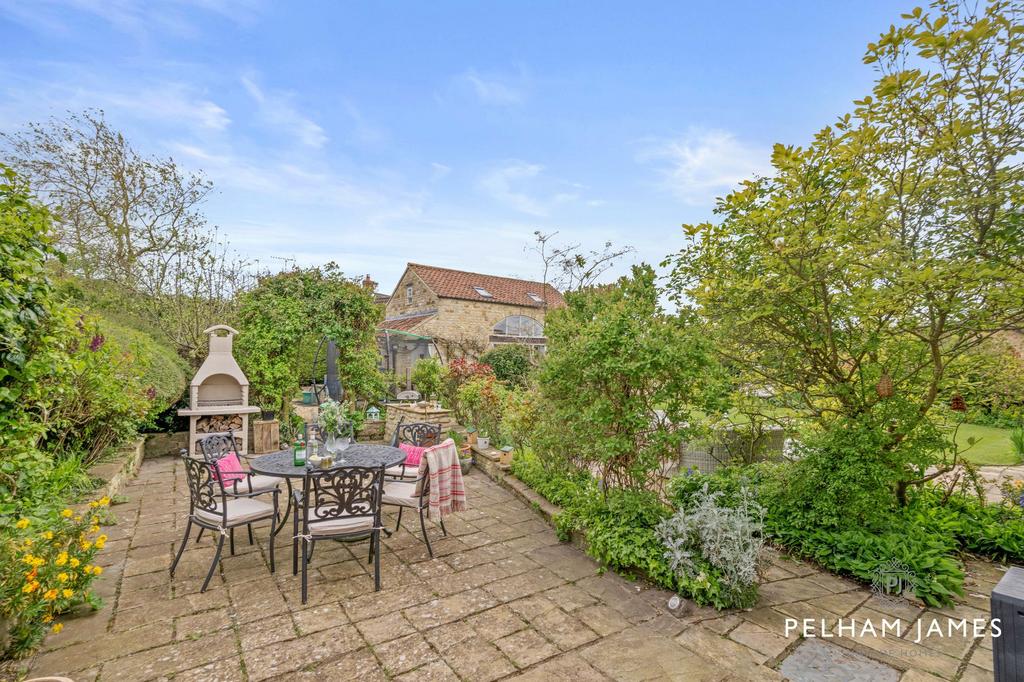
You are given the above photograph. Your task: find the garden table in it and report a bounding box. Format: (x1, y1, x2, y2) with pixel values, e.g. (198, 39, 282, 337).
(249, 444, 406, 537)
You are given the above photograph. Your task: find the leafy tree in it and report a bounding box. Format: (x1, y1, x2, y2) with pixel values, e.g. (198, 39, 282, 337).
(2, 111, 251, 361)
(479, 343, 532, 387)
(235, 264, 383, 418)
(410, 357, 443, 401)
(537, 265, 727, 491)
(667, 0, 1024, 508)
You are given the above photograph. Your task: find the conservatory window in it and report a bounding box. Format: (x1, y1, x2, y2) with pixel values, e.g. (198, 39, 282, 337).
(493, 315, 544, 337)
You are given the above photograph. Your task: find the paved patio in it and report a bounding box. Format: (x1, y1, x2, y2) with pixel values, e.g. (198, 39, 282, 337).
(23, 455, 1001, 681)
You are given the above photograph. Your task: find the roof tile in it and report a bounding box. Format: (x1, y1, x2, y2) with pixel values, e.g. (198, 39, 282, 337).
(407, 263, 565, 308)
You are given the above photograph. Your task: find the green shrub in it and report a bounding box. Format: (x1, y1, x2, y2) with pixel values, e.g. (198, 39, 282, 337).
(510, 450, 756, 608)
(535, 265, 726, 490)
(670, 466, 968, 607)
(410, 358, 443, 401)
(479, 344, 532, 388)
(458, 375, 506, 439)
(439, 358, 493, 424)
(1011, 426, 1024, 460)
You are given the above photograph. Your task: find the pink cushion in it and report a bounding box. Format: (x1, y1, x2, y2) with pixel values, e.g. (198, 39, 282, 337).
(213, 452, 246, 483)
(399, 442, 426, 467)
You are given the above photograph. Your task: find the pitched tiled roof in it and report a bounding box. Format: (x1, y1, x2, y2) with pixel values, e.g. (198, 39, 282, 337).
(379, 312, 435, 334)
(407, 263, 565, 308)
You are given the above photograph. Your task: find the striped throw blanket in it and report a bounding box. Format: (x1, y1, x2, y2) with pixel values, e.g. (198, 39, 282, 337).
(424, 438, 467, 521)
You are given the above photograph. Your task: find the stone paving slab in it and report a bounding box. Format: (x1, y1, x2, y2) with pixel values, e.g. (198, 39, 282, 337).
(14, 455, 1004, 681)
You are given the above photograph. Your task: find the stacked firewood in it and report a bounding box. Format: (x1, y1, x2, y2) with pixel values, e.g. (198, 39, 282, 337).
(196, 414, 243, 433)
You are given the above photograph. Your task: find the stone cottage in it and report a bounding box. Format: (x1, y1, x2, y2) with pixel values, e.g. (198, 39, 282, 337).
(378, 263, 565, 382)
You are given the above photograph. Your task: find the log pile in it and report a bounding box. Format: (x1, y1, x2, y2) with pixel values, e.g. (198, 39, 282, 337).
(196, 414, 243, 434)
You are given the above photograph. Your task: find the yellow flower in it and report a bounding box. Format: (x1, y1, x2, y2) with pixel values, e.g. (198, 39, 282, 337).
(22, 554, 37, 565)
(22, 539, 32, 548)
(74, 515, 82, 522)
(42, 614, 52, 623)
(69, 558, 80, 568)
(58, 572, 69, 583)
(98, 496, 110, 507)
(62, 589, 73, 598)
(43, 589, 58, 601)
(30, 556, 45, 568)
(15, 518, 29, 529)
(51, 623, 63, 634)
(61, 509, 73, 518)
(91, 516, 99, 524)
(43, 531, 54, 540)
(22, 581, 39, 594)
(89, 501, 98, 508)
(55, 552, 68, 566)
(91, 565, 102, 576)
(80, 541, 92, 551)
(89, 525, 100, 533)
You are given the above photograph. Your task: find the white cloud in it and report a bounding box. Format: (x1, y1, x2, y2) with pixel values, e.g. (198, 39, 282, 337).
(457, 69, 525, 106)
(0, 0, 264, 41)
(479, 161, 549, 215)
(430, 162, 452, 180)
(477, 161, 587, 217)
(0, 71, 229, 133)
(639, 128, 770, 205)
(240, 72, 327, 148)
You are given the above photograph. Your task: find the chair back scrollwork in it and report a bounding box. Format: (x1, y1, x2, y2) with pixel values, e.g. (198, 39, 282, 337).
(302, 466, 385, 534)
(181, 454, 228, 523)
(396, 422, 442, 448)
(198, 432, 238, 464)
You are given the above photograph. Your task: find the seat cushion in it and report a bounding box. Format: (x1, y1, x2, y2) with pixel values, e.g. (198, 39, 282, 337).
(306, 507, 375, 536)
(385, 464, 419, 480)
(382, 481, 420, 508)
(195, 497, 275, 525)
(230, 474, 279, 494)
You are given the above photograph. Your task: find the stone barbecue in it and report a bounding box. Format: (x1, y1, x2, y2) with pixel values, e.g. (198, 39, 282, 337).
(178, 325, 259, 455)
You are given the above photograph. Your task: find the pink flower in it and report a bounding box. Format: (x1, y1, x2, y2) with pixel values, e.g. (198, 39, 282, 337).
(89, 334, 105, 352)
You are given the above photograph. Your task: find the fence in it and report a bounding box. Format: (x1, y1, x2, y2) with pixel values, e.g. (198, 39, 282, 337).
(676, 427, 792, 475)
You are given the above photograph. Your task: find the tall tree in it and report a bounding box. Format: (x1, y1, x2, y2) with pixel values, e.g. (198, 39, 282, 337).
(667, 0, 1024, 506)
(2, 110, 250, 361)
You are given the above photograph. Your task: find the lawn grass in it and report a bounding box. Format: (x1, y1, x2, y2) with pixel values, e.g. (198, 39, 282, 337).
(955, 422, 1022, 466)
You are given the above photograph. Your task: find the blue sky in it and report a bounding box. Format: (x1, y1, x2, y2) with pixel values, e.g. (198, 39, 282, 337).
(0, 0, 905, 294)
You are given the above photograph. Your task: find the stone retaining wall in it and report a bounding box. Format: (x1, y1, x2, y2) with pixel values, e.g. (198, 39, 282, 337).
(144, 431, 188, 459)
(84, 437, 146, 504)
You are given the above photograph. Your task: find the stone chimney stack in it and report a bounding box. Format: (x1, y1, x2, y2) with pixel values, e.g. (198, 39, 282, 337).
(362, 274, 377, 291)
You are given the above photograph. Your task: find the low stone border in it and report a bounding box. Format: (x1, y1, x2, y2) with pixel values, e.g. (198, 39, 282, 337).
(83, 437, 145, 505)
(471, 451, 591, 552)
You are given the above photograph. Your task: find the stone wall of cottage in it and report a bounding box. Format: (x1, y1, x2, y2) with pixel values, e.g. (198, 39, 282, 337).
(386, 270, 439, 317)
(419, 298, 548, 361)
(383, 270, 554, 387)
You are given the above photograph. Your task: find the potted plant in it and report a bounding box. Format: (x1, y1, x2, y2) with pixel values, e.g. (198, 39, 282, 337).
(477, 430, 490, 450)
(448, 430, 473, 475)
(259, 404, 276, 421)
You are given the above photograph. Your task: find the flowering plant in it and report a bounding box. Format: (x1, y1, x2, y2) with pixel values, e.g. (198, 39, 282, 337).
(317, 399, 357, 437)
(1000, 479, 1024, 509)
(0, 497, 110, 658)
